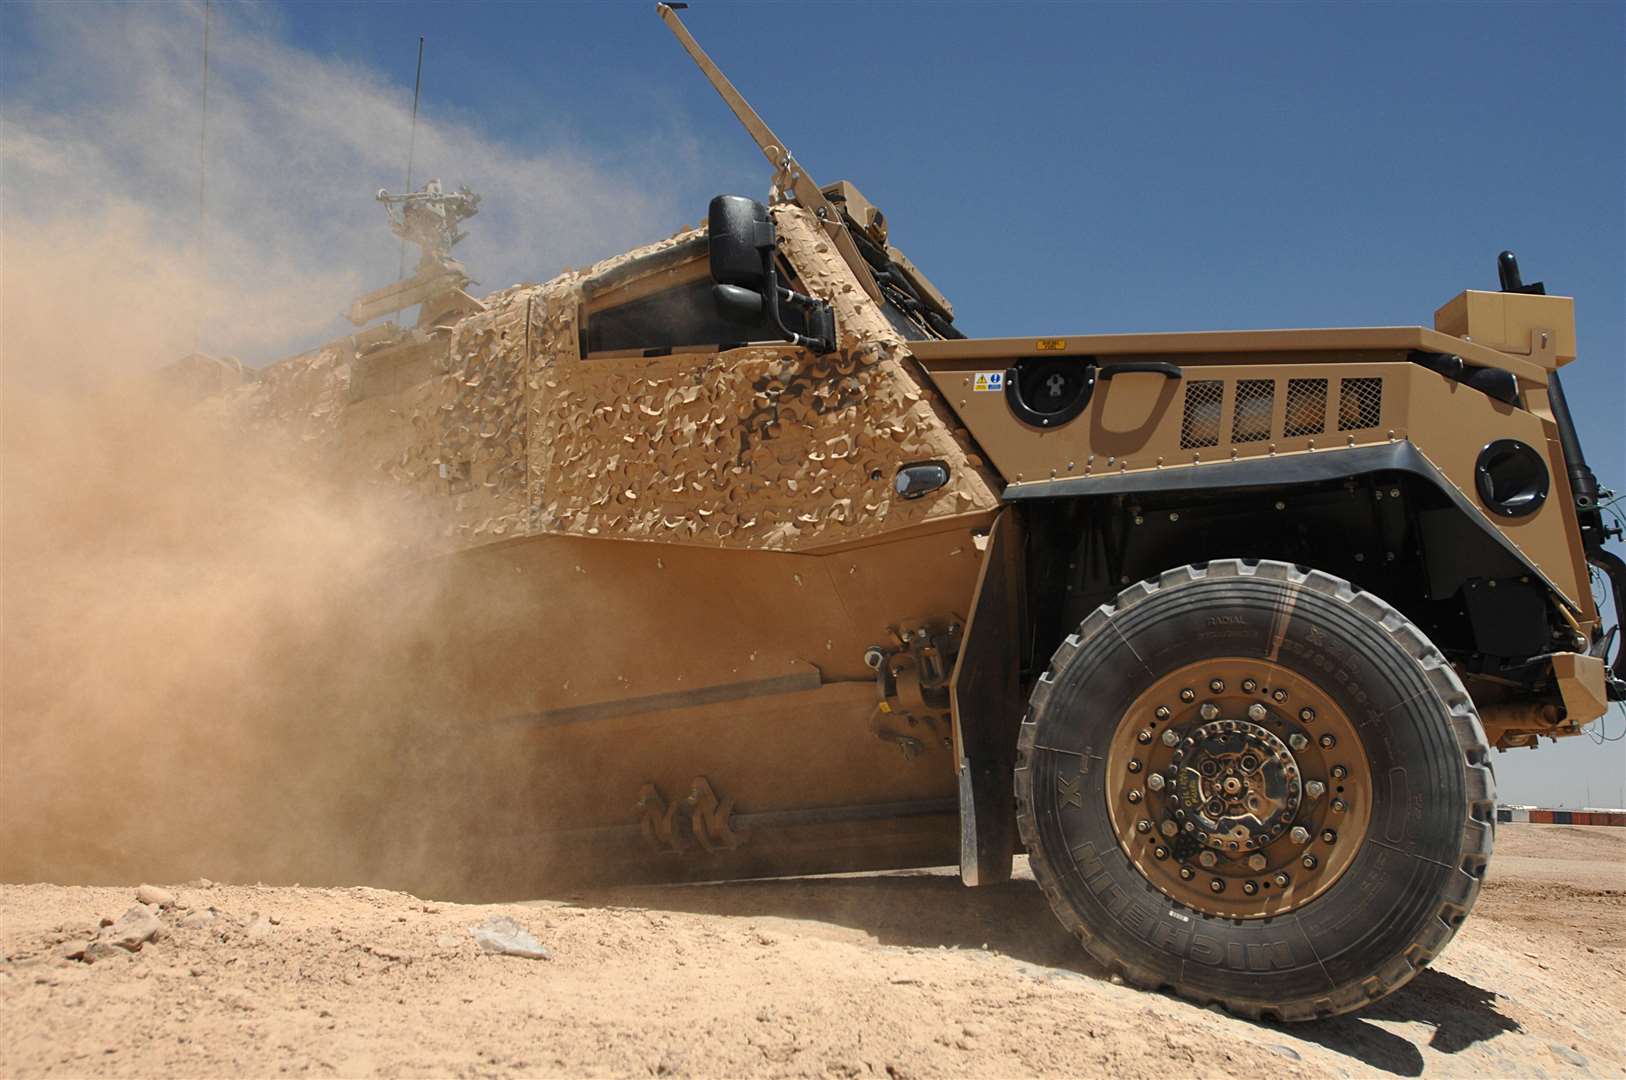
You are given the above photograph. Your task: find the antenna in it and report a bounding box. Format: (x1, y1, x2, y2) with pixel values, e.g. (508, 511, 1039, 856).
(195, 0, 212, 351)
(655, 3, 881, 304)
(397, 35, 426, 284)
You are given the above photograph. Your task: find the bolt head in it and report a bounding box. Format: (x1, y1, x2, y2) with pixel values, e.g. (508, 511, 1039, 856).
(1242, 678, 1258, 692)
(1209, 878, 1225, 893)
(1274, 872, 1290, 887)
(1321, 829, 1336, 843)
(1247, 853, 1268, 871)
(1137, 729, 1153, 744)
(1243, 881, 1258, 895)
(1331, 765, 1348, 780)
(1272, 689, 1288, 703)
(1198, 850, 1217, 868)
(1154, 705, 1172, 720)
(1153, 846, 1169, 860)
(1127, 789, 1142, 804)
(1209, 679, 1225, 693)
(1161, 729, 1180, 747)
(1199, 703, 1220, 721)
(1247, 703, 1267, 722)
(1160, 820, 1177, 837)
(1290, 826, 1310, 845)
(1179, 688, 1196, 703)
(1289, 733, 1310, 751)
(1332, 798, 1346, 813)
(1147, 773, 1166, 792)
(1136, 819, 1152, 833)
(1319, 733, 1336, 749)
(1301, 854, 1318, 869)
(1179, 866, 1195, 880)
(1127, 759, 1142, 773)
(1299, 707, 1316, 722)
(1305, 780, 1326, 799)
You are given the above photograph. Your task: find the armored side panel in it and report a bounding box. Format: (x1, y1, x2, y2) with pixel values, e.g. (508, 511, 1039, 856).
(209, 206, 1004, 886)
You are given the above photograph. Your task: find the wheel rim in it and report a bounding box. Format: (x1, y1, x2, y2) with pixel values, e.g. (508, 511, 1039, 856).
(1105, 658, 1374, 919)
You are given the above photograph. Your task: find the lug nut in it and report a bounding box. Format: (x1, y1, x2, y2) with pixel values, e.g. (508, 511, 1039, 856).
(1160, 820, 1177, 837)
(1321, 829, 1337, 843)
(1299, 707, 1316, 722)
(1198, 850, 1218, 868)
(1243, 881, 1258, 895)
(1153, 846, 1169, 860)
(1210, 878, 1225, 893)
(1247, 853, 1268, 871)
(1274, 872, 1290, 887)
(1128, 759, 1142, 773)
(1272, 689, 1288, 703)
(1179, 866, 1195, 880)
(1319, 733, 1336, 749)
(1289, 733, 1309, 751)
(1305, 780, 1326, 799)
(1331, 765, 1348, 780)
(1127, 789, 1142, 803)
(1332, 798, 1347, 813)
(1290, 826, 1310, 845)
(1136, 819, 1152, 834)
(1242, 678, 1258, 692)
(1147, 773, 1166, 791)
(1247, 703, 1267, 722)
(1301, 854, 1318, 870)
(1179, 688, 1196, 703)
(1154, 705, 1172, 720)
(1137, 729, 1153, 744)
(1161, 729, 1180, 747)
(1209, 679, 1225, 693)
(1199, 703, 1220, 720)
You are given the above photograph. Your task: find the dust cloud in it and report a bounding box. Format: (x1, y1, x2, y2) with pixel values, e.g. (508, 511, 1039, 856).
(0, 3, 676, 898)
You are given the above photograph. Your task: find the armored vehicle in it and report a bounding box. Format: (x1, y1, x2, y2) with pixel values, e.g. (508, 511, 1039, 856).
(191, 5, 1623, 1019)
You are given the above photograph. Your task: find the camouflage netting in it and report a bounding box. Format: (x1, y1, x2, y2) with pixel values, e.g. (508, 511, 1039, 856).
(206, 208, 998, 556)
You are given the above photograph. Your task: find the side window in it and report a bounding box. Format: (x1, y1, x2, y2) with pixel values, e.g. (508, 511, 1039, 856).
(583, 251, 808, 356)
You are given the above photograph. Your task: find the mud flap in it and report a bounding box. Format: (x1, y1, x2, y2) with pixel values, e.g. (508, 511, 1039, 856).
(949, 508, 1026, 885)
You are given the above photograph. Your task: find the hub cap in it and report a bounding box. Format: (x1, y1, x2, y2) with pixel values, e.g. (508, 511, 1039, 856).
(1105, 658, 1373, 918)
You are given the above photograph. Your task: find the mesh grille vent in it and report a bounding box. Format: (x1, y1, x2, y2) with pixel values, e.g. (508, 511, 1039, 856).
(1233, 379, 1275, 443)
(1338, 377, 1383, 431)
(1283, 379, 1328, 437)
(1180, 380, 1224, 449)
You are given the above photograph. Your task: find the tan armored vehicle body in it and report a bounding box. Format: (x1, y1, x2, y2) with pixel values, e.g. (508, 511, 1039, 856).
(193, 5, 1623, 1020)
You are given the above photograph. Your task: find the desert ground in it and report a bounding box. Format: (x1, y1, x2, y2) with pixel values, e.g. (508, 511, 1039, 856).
(1, 822, 1622, 1079)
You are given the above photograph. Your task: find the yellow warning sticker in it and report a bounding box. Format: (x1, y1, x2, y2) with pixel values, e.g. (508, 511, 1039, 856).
(972, 371, 1005, 392)
(1035, 338, 1067, 351)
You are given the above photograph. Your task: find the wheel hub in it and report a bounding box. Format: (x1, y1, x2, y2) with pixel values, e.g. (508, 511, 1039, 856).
(1106, 659, 1373, 919)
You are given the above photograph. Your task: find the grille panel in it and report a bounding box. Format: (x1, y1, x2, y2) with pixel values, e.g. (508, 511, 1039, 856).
(1338, 377, 1383, 431)
(1233, 379, 1275, 443)
(1283, 378, 1328, 438)
(1180, 380, 1224, 449)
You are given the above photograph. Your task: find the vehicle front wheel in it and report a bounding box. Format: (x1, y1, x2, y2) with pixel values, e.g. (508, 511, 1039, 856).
(1014, 559, 1494, 1020)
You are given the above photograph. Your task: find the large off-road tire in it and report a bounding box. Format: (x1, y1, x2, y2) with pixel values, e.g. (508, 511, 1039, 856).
(1015, 560, 1494, 1020)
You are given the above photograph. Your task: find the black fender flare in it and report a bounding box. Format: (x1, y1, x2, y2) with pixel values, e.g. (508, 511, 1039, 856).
(1000, 440, 1581, 615)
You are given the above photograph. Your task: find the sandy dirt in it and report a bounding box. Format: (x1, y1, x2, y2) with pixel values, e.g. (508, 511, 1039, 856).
(1, 822, 1622, 1079)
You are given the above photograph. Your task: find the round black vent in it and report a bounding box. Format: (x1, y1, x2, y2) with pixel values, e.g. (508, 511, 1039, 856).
(1004, 358, 1097, 428)
(1474, 439, 1549, 518)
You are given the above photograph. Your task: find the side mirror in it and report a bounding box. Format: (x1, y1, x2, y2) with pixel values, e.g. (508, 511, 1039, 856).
(712, 283, 764, 324)
(708, 195, 773, 289)
(706, 192, 837, 354)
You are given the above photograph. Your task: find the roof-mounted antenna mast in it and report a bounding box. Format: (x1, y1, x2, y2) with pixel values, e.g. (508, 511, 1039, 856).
(656, 3, 881, 303)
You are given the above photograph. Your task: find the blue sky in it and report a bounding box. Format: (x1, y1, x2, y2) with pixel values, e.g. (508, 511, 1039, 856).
(4, 1, 1622, 805)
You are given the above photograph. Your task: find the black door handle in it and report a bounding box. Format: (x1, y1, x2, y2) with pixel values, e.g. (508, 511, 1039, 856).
(1099, 361, 1183, 380)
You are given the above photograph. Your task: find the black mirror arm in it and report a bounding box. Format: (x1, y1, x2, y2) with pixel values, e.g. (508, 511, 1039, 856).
(757, 247, 835, 354)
